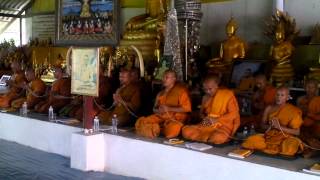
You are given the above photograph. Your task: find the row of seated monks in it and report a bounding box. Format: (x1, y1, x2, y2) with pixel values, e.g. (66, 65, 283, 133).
(1, 60, 320, 158)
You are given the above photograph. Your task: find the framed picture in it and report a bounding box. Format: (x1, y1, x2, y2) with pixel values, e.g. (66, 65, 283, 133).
(230, 60, 267, 88)
(56, 0, 120, 46)
(71, 47, 99, 96)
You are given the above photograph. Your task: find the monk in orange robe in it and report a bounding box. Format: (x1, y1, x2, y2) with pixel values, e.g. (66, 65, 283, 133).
(135, 70, 192, 139)
(34, 66, 71, 113)
(296, 79, 320, 157)
(0, 61, 26, 108)
(297, 79, 318, 118)
(242, 87, 303, 156)
(11, 68, 46, 109)
(182, 75, 240, 144)
(97, 69, 141, 127)
(241, 74, 276, 128)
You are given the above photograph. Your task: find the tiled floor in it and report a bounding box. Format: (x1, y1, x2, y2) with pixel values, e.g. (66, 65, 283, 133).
(0, 139, 143, 180)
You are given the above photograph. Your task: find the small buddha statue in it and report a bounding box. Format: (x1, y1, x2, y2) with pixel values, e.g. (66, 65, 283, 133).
(207, 17, 246, 71)
(80, 0, 91, 18)
(154, 60, 168, 80)
(264, 10, 300, 85)
(268, 11, 298, 85)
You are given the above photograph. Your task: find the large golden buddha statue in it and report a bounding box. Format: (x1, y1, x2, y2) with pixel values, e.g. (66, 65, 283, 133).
(266, 11, 299, 85)
(120, 0, 167, 61)
(124, 0, 167, 39)
(207, 17, 246, 71)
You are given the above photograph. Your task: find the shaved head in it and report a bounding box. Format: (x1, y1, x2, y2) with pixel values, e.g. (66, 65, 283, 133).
(255, 74, 268, 90)
(10, 61, 21, 73)
(305, 78, 318, 97)
(164, 69, 177, 78)
(204, 74, 221, 85)
(275, 86, 290, 105)
(25, 67, 35, 81)
(162, 69, 177, 88)
(119, 68, 131, 85)
(203, 75, 220, 96)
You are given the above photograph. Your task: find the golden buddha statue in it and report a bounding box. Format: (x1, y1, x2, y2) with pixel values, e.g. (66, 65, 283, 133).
(267, 11, 299, 85)
(207, 17, 246, 71)
(120, 0, 167, 61)
(124, 0, 167, 36)
(80, 0, 91, 18)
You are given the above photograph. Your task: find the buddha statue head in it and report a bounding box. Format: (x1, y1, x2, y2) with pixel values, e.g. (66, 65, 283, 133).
(226, 17, 238, 37)
(275, 21, 285, 43)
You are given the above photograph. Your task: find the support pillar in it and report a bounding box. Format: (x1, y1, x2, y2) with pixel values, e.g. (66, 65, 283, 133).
(274, 0, 284, 12)
(83, 96, 95, 129)
(71, 132, 105, 171)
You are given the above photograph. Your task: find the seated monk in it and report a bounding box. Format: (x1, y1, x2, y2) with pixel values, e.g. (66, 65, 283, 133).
(182, 75, 240, 144)
(135, 70, 192, 139)
(296, 79, 320, 157)
(242, 86, 303, 156)
(34, 66, 71, 113)
(97, 69, 141, 127)
(67, 66, 113, 121)
(11, 67, 46, 109)
(241, 74, 276, 128)
(0, 61, 26, 108)
(297, 79, 319, 117)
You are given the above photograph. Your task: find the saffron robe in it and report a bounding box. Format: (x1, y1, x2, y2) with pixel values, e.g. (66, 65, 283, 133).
(0, 71, 26, 108)
(34, 77, 71, 113)
(98, 82, 141, 127)
(11, 78, 46, 109)
(135, 84, 191, 139)
(242, 104, 303, 156)
(182, 89, 240, 144)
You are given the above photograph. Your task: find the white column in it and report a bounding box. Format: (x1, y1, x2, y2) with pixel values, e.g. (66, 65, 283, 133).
(71, 132, 105, 171)
(274, 0, 284, 11)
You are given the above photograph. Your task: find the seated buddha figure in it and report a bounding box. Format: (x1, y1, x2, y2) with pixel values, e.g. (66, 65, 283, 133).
(270, 22, 295, 85)
(207, 17, 246, 72)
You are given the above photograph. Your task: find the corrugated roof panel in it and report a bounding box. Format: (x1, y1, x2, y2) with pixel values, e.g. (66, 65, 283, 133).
(0, 0, 32, 34)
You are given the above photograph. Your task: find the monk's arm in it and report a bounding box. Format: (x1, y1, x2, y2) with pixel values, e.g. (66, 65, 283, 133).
(167, 90, 191, 113)
(216, 96, 239, 124)
(274, 112, 302, 136)
(158, 90, 191, 113)
(125, 89, 141, 111)
(260, 106, 272, 131)
(275, 125, 300, 136)
(199, 96, 209, 119)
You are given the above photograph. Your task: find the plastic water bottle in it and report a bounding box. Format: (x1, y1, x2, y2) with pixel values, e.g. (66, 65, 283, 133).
(22, 102, 27, 116)
(48, 106, 54, 121)
(111, 114, 118, 134)
(249, 124, 256, 135)
(243, 126, 248, 138)
(93, 116, 100, 132)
